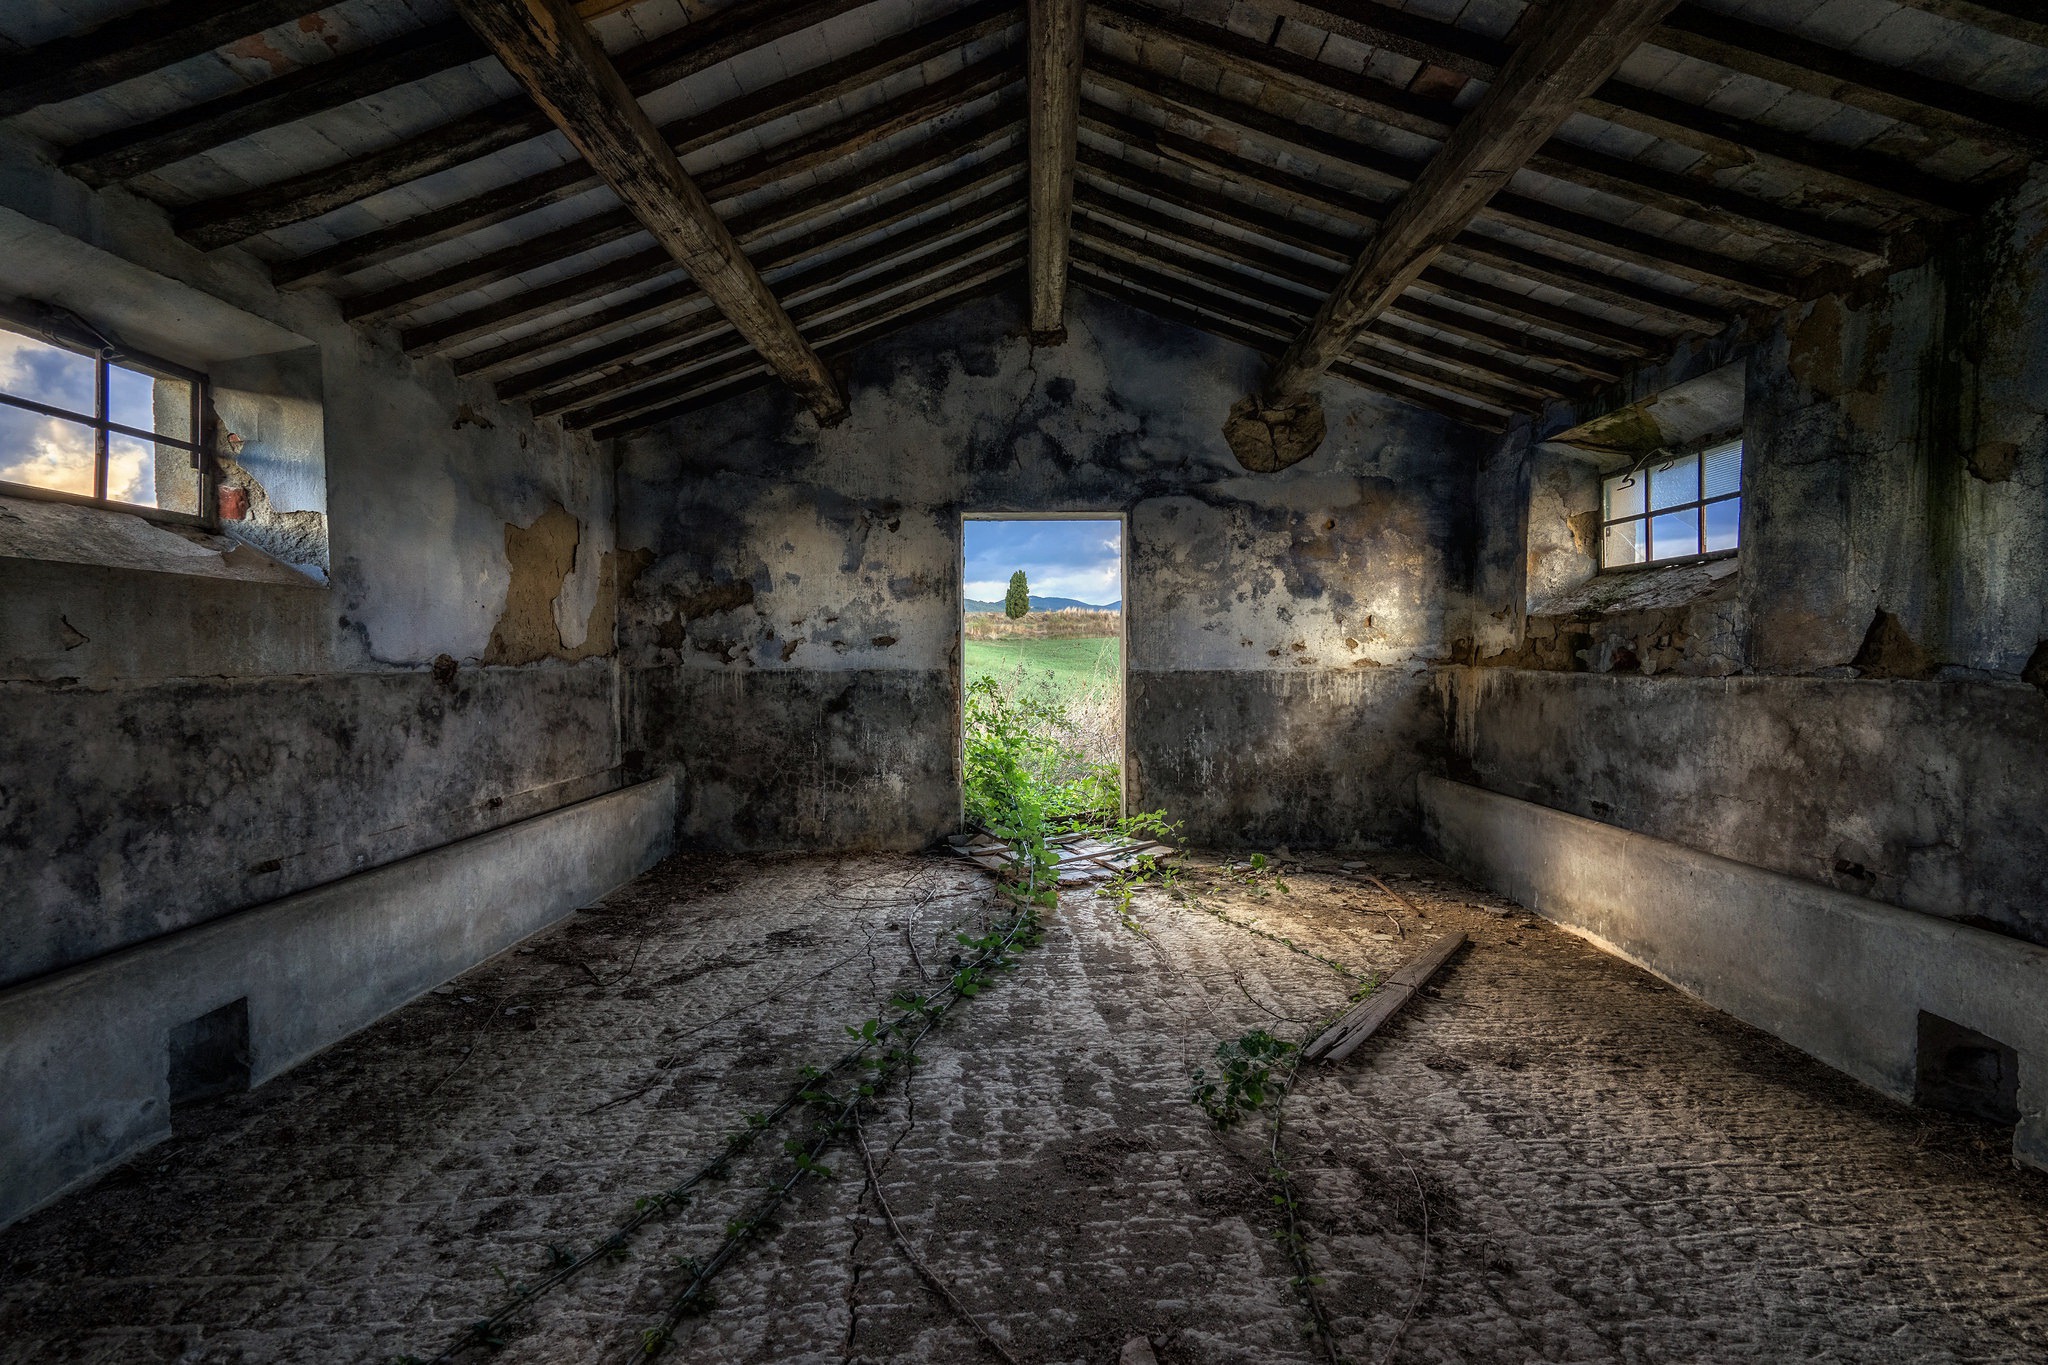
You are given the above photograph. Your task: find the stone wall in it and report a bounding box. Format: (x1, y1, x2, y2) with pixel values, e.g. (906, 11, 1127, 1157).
(617, 289, 1491, 851)
(0, 133, 626, 987)
(1445, 168, 2048, 948)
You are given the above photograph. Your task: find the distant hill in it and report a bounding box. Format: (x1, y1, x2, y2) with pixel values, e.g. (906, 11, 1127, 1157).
(965, 596, 1121, 614)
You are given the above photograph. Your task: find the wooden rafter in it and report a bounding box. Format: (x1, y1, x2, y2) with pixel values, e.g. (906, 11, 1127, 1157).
(1652, 4, 2046, 154)
(1082, 69, 1800, 306)
(524, 208, 1026, 413)
(1025, 0, 1085, 341)
(1236, 0, 1684, 469)
(576, 254, 1025, 434)
(61, 21, 484, 186)
(1090, 4, 1891, 261)
(273, 0, 1018, 288)
(1069, 260, 1511, 432)
(450, 146, 1026, 377)
(588, 267, 1024, 441)
(176, 0, 873, 250)
(1073, 142, 1699, 342)
(451, 0, 843, 423)
(378, 100, 1021, 352)
(1886, 0, 2048, 48)
(0, 0, 313, 119)
(341, 59, 1018, 325)
(1214, 0, 1982, 215)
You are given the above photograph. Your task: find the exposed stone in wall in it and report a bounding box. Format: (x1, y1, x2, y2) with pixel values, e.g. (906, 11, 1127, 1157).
(483, 502, 630, 665)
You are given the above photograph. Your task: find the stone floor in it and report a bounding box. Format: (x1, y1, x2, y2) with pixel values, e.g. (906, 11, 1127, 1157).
(3, 849, 2046, 1365)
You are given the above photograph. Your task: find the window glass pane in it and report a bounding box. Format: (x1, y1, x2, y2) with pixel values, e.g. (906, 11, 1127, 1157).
(1704, 496, 1740, 553)
(1603, 517, 1646, 567)
(1604, 470, 1645, 520)
(0, 329, 96, 418)
(0, 403, 97, 495)
(1703, 440, 1742, 498)
(1649, 510, 1700, 560)
(1649, 452, 1698, 510)
(108, 364, 193, 443)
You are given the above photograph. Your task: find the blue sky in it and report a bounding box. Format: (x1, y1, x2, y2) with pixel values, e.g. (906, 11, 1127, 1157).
(964, 518, 1122, 604)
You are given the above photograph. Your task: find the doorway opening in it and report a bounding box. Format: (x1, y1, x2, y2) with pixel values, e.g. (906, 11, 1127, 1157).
(960, 515, 1126, 830)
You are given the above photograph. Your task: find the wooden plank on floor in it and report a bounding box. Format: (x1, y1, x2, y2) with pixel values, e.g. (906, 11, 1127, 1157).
(1307, 931, 1467, 1064)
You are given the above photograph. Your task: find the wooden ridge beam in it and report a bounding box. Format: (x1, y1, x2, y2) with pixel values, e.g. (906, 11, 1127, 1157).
(270, 0, 1019, 287)
(571, 251, 1023, 430)
(524, 207, 1025, 413)
(1088, 54, 1800, 305)
(450, 0, 842, 422)
(0, 0, 314, 119)
(447, 139, 1025, 377)
(1069, 261, 1511, 431)
(1089, 4, 1888, 261)
(1249, 0, 1684, 461)
(1208, 0, 1970, 216)
(1074, 146, 1676, 352)
(589, 268, 1023, 441)
(342, 64, 1019, 325)
(177, 0, 873, 250)
(1026, 0, 1084, 340)
(1653, 4, 2047, 153)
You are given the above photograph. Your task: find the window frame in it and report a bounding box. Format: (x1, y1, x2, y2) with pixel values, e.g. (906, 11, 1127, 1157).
(1598, 435, 1742, 574)
(0, 307, 216, 529)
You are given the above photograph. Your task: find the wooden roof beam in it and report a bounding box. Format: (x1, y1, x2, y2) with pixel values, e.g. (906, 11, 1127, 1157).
(178, 0, 874, 249)
(1026, 0, 1084, 342)
(1886, 0, 2048, 49)
(1068, 260, 1513, 432)
(1073, 145, 1680, 352)
(451, 0, 843, 424)
(1227, 0, 1681, 471)
(0, 0, 315, 119)
(1209, 0, 1973, 216)
(571, 251, 1023, 431)
(271, 0, 1019, 287)
(342, 60, 1019, 324)
(589, 268, 1024, 441)
(1652, 5, 2047, 154)
(449, 141, 1025, 378)
(521, 206, 1026, 412)
(1090, 4, 1890, 260)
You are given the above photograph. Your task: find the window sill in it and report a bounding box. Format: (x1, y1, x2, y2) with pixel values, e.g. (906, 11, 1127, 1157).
(0, 494, 324, 588)
(1537, 553, 1738, 619)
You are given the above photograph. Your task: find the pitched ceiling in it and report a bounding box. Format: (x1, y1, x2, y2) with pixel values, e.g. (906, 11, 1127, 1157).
(2, 0, 2043, 439)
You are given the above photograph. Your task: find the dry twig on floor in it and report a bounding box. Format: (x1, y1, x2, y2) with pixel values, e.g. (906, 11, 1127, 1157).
(853, 1109, 1021, 1365)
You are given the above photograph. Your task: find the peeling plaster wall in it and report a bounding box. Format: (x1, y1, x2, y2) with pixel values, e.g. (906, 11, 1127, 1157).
(0, 137, 624, 987)
(1445, 169, 2048, 948)
(618, 290, 1487, 851)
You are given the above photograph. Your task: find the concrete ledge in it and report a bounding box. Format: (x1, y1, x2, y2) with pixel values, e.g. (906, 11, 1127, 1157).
(0, 775, 675, 1229)
(1420, 774, 2048, 1171)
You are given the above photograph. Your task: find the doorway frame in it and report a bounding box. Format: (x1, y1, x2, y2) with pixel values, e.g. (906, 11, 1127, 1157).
(956, 511, 1130, 829)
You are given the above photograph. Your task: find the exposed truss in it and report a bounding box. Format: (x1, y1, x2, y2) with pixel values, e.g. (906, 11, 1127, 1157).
(0, 0, 2040, 442)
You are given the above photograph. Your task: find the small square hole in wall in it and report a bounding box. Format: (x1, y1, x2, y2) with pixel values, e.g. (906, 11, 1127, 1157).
(1915, 1011, 2019, 1126)
(168, 998, 250, 1107)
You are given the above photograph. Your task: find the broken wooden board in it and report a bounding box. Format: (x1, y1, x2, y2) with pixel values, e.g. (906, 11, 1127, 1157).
(947, 828, 1176, 884)
(1306, 931, 1467, 1064)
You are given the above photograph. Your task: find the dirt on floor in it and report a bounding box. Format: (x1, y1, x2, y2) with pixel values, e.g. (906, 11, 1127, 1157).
(2, 849, 2046, 1365)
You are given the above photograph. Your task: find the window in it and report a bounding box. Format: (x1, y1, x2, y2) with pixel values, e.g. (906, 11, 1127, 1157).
(0, 310, 211, 522)
(1601, 438, 1741, 569)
